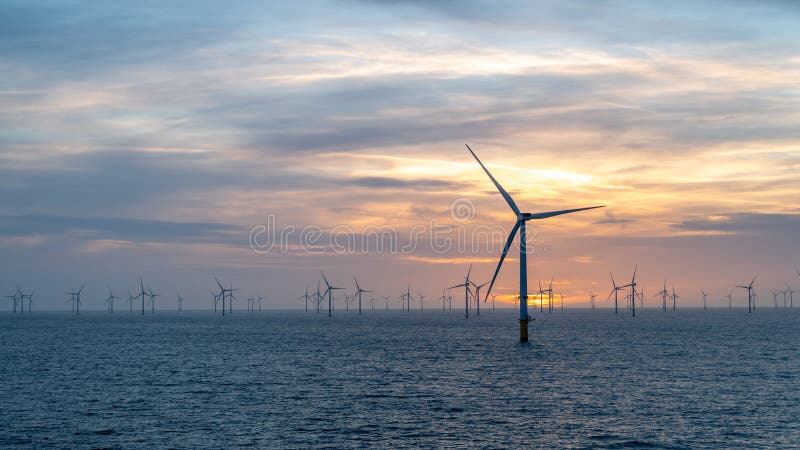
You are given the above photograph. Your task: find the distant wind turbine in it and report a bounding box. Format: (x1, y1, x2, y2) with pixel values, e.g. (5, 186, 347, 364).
(655, 278, 668, 312)
(607, 273, 624, 314)
(701, 290, 709, 310)
(105, 288, 118, 313)
(148, 288, 159, 314)
(467, 144, 604, 342)
(136, 279, 148, 315)
(671, 286, 679, 311)
(449, 264, 473, 319)
(321, 272, 344, 317)
(470, 281, 487, 316)
(5, 291, 18, 314)
(588, 290, 597, 310)
(771, 290, 781, 309)
(297, 285, 310, 312)
(67, 285, 85, 315)
(736, 276, 757, 313)
(177, 293, 184, 312)
(353, 277, 371, 316)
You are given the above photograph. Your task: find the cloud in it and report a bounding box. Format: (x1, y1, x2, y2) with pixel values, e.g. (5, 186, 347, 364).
(347, 176, 467, 190)
(673, 213, 800, 234)
(0, 213, 244, 245)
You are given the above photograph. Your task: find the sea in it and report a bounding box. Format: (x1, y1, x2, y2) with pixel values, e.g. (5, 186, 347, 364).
(1, 308, 799, 448)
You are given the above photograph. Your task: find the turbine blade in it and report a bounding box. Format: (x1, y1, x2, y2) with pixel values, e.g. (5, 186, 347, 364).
(466, 144, 520, 216)
(527, 205, 605, 221)
(484, 221, 520, 302)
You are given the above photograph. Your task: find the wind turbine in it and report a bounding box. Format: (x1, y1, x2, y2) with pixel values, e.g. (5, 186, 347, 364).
(771, 290, 781, 309)
(538, 280, 553, 313)
(736, 276, 757, 313)
(725, 289, 733, 309)
(126, 290, 136, 312)
(321, 272, 344, 317)
(344, 293, 352, 312)
(655, 278, 668, 312)
(148, 288, 159, 314)
(588, 290, 597, 310)
(5, 291, 18, 314)
(471, 280, 488, 316)
(625, 266, 638, 317)
(209, 289, 220, 312)
(214, 277, 230, 316)
(383, 295, 390, 311)
(787, 286, 795, 308)
(449, 264, 473, 319)
(316, 282, 322, 314)
(370, 296, 375, 311)
(24, 290, 33, 313)
(297, 285, 310, 312)
(701, 290, 709, 310)
(400, 285, 413, 312)
(105, 288, 118, 313)
(671, 286, 679, 311)
(15, 288, 33, 314)
(353, 277, 371, 316)
(560, 292, 566, 310)
(227, 283, 238, 314)
(257, 295, 264, 312)
(492, 294, 497, 311)
(467, 144, 604, 342)
(418, 292, 425, 311)
(67, 285, 85, 315)
(607, 273, 624, 314)
(438, 290, 447, 311)
(177, 294, 184, 312)
(136, 279, 148, 315)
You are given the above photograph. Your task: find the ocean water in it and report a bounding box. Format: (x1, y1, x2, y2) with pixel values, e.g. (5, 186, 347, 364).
(1, 308, 799, 448)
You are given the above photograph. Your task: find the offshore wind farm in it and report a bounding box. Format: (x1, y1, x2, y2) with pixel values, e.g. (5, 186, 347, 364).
(2, 0, 800, 448)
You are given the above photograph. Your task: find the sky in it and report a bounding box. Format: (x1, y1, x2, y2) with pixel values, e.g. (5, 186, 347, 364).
(1, 0, 799, 310)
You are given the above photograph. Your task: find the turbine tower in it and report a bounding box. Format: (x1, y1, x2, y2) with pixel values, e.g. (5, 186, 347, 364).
(701, 289, 709, 310)
(468, 144, 604, 342)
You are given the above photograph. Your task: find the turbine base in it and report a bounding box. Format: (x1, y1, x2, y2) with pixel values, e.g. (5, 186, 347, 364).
(520, 318, 529, 342)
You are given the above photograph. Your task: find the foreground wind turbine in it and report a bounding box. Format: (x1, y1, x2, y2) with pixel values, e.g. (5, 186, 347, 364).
(468, 144, 604, 341)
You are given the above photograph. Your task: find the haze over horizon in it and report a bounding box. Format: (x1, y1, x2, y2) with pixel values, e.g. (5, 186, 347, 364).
(2, 0, 799, 310)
